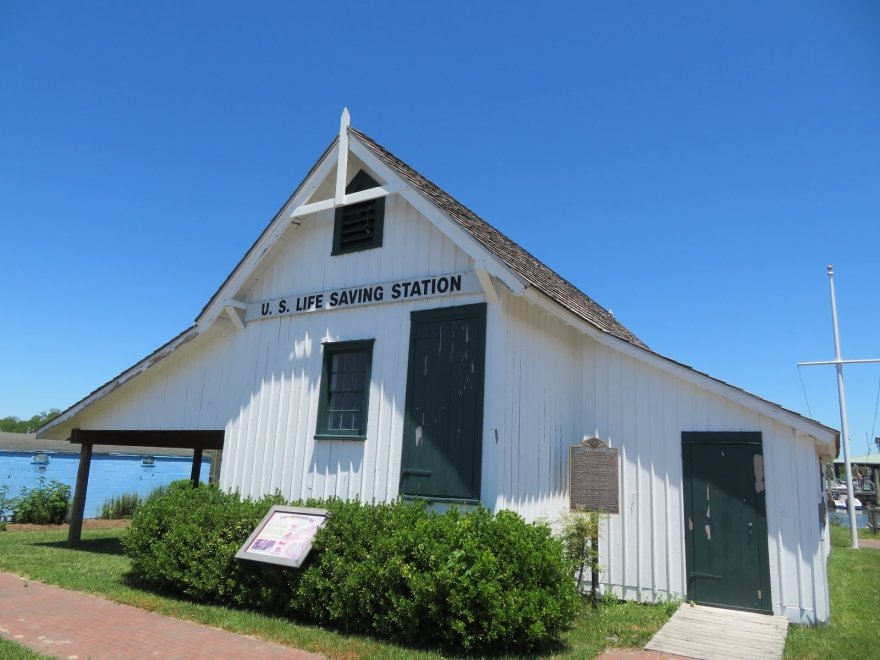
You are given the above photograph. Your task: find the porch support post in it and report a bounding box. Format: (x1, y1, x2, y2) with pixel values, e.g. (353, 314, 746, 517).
(208, 449, 222, 485)
(68, 437, 93, 548)
(190, 447, 203, 487)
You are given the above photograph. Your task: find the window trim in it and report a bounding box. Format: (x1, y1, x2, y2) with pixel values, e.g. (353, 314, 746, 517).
(315, 339, 375, 441)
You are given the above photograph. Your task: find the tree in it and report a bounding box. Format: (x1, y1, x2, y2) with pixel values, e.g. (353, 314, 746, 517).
(0, 409, 61, 434)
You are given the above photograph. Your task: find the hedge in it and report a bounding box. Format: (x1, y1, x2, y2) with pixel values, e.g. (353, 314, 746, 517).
(123, 486, 581, 654)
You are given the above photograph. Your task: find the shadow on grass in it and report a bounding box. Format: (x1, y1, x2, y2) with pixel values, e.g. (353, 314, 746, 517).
(117, 571, 573, 659)
(35, 536, 125, 556)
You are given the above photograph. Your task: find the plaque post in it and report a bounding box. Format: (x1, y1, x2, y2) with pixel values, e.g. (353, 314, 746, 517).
(569, 436, 620, 602)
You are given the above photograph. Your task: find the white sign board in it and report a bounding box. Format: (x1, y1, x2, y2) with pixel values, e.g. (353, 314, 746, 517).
(235, 505, 328, 568)
(245, 272, 480, 323)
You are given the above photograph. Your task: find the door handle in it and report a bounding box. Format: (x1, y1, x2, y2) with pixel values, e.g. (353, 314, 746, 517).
(748, 522, 753, 537)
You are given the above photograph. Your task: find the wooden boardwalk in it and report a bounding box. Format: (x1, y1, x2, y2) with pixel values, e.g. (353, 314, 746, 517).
(645, 604, 789, 659)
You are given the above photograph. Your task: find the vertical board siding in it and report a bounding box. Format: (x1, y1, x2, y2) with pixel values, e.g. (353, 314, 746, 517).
(75, 325, 234, 432)
(489, 291, 579, 522)
(479, 301, 506, 511)
(226, 190, 482, 503)
(567, 333, 825, 623)
(65, 195, 479, 510)
(54, 186, 828, 624)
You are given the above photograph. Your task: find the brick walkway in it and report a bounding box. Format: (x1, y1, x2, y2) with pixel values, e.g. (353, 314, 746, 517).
(0, 572, 324, 659)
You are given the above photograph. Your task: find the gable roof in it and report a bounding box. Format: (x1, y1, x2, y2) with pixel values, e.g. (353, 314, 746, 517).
(39, 119, 836, 450)
(195, 126, 645, 348)
(349, 127, 647, 349)
(197, 139, 338, 322)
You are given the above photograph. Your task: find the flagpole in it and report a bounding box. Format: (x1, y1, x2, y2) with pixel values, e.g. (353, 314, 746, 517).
(798, 267, 880, 550)
(827, 266, 859, 548)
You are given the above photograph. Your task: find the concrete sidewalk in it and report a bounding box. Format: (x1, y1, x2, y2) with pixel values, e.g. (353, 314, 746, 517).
(0, 572, 324, 659)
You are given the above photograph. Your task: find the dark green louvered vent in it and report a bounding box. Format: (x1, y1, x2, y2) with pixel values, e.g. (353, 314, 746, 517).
(332, 170, 385, 255)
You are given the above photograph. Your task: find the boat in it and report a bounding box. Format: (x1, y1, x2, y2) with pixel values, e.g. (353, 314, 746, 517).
(833, 495, 863, 510)
(830, 481, 863, 510)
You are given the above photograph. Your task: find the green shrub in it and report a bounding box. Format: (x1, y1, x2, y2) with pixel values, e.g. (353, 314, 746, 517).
(296, 500, 581, 653)
(560, 511, 603, 598)
(0, 485, 15, 525)
(135, 479, 189, 507)
(163, 479, 199, 494)
(124, 491, 580, 654)
(0, 484, 8, 530)
(12, 478, 71, 524)
(100, 492, 142, 519)
(123, 484, 292, 609)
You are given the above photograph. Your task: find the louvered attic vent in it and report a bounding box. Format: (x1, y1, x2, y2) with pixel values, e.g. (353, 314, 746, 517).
(332, 170, 385, 255)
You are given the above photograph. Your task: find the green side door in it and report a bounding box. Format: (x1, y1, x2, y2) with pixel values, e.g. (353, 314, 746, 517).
(400, 304, 486, 501)
(682, 432, 771, 613)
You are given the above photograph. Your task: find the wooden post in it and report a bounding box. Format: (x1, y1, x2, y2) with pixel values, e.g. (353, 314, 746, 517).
(68, 440, 93, 548)
(874, 466, 879, 509)
(190, 447, 203, 487)
(208, 449, 222, 485)
(591, 515, 600, 603)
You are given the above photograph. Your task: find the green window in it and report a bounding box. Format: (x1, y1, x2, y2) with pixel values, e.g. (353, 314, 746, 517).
(315, 340, 374, 439)
(332, 170, 385, 255)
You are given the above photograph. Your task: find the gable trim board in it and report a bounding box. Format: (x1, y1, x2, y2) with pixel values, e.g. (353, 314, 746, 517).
(37, 116, 836, 625)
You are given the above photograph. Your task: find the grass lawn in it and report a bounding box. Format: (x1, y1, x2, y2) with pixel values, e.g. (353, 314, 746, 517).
(0, 637, 49, 659)
(858, 526, 880, 541)
(783, 524, 880, 658)
(0, 526, 674, 658)
(3, 524, 876, 658)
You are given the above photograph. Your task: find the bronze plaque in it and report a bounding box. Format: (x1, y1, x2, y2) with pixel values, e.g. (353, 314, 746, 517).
(569, 439, 619, 513)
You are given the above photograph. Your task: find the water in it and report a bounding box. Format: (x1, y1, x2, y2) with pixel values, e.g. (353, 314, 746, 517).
(0, 450, 211, 519)
(829, 509, 869, 528)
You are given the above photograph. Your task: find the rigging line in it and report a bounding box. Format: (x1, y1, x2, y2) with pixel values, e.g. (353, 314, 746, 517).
(797, 364, 813, 419)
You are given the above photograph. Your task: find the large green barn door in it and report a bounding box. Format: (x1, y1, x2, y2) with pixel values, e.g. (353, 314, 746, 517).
(400, 304, 486, 501)
(682, 432, 771, 613)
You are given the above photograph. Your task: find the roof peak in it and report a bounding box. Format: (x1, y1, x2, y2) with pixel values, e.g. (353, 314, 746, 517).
(347, 125, 647, 349)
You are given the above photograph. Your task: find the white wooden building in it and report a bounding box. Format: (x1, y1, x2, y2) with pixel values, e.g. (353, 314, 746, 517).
(40, 112, 836, 625)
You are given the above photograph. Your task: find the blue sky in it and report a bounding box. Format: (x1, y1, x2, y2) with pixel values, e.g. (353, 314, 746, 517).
(2, 2, 879, 457)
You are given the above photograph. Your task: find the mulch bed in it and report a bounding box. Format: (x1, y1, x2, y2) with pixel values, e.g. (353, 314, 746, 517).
(4, 519, 132, 532)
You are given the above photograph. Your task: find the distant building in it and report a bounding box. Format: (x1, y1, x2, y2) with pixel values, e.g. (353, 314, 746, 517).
(40, 113, 836, 624)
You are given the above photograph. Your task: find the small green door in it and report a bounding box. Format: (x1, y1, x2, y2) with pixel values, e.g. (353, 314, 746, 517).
(682, 432, 771, 613)
(400, 304, 486, 501)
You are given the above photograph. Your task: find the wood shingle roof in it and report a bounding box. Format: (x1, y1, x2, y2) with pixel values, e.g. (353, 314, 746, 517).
(350, 127, 647, 349)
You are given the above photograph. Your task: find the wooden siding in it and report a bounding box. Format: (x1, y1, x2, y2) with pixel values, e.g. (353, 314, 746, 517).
(70, 326, 235, 432)
(45, 187, 828, 624)
(492, 291, 828, 624)
(243, 194, 472, 304)
(56, 194, 483, 509)
(220, 193, 481, 502)
(481, 287, 579, 521)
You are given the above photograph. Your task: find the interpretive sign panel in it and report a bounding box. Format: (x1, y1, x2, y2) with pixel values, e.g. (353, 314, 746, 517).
(235, 505, 328, 568)
(570, 437, 619, 513)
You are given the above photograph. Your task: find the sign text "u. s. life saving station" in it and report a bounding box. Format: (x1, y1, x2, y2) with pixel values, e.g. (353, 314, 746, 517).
(244, 272, 480, 323)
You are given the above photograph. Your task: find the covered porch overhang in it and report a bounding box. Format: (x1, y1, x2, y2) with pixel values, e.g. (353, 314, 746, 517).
(67, 429, 225, 548)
